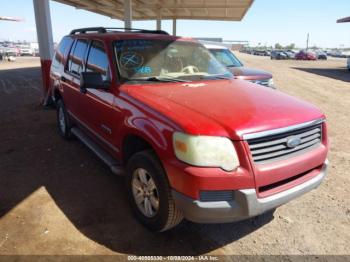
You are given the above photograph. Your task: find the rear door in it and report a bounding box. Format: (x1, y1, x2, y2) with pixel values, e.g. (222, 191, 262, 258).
(62, 38, 90, 123)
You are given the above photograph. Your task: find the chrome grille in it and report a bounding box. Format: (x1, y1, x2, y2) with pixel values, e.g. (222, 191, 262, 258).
(246, 122, 323, 164)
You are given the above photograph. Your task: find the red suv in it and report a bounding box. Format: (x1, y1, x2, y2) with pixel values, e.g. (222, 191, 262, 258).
(49, 27, 328, 232)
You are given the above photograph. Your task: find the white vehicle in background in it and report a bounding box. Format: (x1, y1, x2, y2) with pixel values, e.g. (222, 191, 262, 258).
(7, 55, 16, 62)
(20, 47, 34, 56)
(5, 46, 20, 56)
(2, 49, 17, 62)
(0, 46, 16, 61)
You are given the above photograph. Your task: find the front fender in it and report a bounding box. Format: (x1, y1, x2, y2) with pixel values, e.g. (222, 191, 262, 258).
(119, 115, 175, 159)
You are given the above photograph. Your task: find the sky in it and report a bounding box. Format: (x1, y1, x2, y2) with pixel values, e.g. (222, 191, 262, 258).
(0, 0, 349, 48)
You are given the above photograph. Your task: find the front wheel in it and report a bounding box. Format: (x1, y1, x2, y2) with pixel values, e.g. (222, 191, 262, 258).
(126, 150, 183, 232)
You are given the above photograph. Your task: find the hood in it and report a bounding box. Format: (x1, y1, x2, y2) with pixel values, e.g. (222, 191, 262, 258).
(121, 79, 324, 140)
(229, 67, 272, 80)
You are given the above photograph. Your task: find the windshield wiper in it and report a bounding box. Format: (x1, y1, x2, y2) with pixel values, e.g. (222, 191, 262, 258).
(128, 76, 190, 83)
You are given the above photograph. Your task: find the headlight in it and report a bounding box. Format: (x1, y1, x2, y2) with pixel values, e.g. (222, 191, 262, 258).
(173, 132, 240, 171)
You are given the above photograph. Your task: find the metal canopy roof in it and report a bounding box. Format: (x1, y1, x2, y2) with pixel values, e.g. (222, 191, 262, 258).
(337, 16, 350, 23)
(53, 0, 254, 21)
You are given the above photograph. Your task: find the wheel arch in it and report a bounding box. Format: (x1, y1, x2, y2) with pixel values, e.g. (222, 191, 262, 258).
(52, 87, 62, 104)
(122, 133, 157, 165)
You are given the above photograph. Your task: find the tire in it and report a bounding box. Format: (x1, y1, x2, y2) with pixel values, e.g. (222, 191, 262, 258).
(126, 150, 183, 232)
(56, 99, 73, 139)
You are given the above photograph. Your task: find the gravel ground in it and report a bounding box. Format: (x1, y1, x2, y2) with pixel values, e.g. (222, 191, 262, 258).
(0, 56, 349, 257)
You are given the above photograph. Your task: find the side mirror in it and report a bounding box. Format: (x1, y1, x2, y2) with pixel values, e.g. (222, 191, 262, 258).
(80, 72, 109, 93)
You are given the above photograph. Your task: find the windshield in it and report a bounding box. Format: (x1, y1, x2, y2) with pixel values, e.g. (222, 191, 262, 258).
(209, 49, 243, 67)
(114, 39, 232, 82)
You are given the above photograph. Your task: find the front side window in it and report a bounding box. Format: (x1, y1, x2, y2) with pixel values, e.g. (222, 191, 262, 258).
(114, 39, 232, 83)
(86, 41, 109, 81)
(209, 49, 243, 67)
(67, 39, 88, 76)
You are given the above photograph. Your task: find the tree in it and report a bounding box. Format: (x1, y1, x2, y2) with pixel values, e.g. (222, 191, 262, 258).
(275, 43, 283, 49)
(285, 43, 295, 50)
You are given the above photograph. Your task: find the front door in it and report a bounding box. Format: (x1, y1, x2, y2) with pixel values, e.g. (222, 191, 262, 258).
(79, 40, 118, 155)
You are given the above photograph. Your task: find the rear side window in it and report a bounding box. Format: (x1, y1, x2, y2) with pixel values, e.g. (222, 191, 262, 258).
(52, 36, 73, 68)
(86, 41, 109, 81)
(67, 39, 88, 76)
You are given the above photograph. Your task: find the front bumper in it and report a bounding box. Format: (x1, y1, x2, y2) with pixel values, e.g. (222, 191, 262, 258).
(172, 160, 328, 223)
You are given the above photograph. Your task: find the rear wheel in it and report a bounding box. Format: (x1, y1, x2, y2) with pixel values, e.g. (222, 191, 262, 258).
(126, 150, 183, 232)
(56, 99, 73, 139)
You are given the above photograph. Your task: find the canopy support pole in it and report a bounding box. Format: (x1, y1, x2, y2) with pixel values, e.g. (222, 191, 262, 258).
(33, 0, 54, 105)
(124, 0, 132, 29)
(172, 19, 177, 36)
(156, 19, 162, 30)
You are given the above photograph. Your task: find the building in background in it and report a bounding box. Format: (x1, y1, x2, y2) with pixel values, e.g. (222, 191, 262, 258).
(196, 38, 249, 50)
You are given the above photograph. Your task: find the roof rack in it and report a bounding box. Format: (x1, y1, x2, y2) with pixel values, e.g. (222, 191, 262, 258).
(69, 27, 169, 35)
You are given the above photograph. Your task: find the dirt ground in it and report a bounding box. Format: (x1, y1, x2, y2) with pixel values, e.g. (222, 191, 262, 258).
(0, 55, 349, 256)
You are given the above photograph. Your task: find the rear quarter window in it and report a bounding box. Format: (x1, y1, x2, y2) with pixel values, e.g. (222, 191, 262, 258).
(52, 37, 73, 69)
(67, 39, 89, 76)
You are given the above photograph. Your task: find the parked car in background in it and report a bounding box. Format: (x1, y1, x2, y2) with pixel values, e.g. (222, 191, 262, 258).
(284, 50, 296, 59)
(315, 51, 327, 60)
(50, 27, 328, 232)
(240, 48, 252, 54)
(3, 50, 17, 62)
(20, 47, 35, 56)
(205, 44, 274, 88)
(6, 47, 20, 57)
(0, 46, 17, 61)
(338, 52, 347, 58)
(329, 50, 347, 58)
(253, 50, 270, 56)
(295, 50, 317, 60)
(270, 50, 288, 60)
